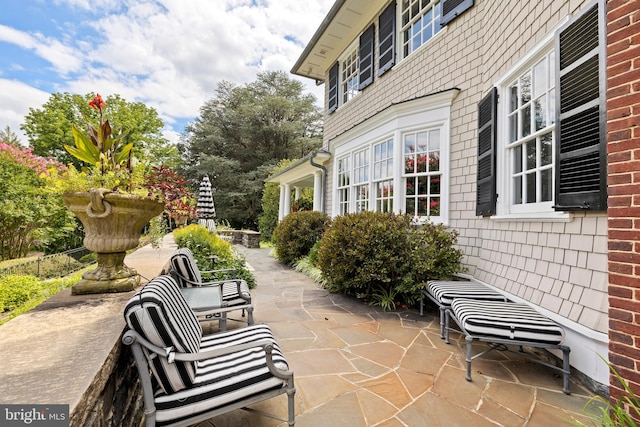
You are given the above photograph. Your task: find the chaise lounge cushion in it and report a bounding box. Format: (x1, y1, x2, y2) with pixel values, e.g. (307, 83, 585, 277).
(427, 280, 507, 306)
(451, 299, 565, 345)
(123, 275, 202, 394)
(170, 247, 202, 287)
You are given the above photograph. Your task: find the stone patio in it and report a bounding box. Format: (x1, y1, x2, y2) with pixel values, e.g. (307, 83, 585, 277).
(190, 244, 602, 427)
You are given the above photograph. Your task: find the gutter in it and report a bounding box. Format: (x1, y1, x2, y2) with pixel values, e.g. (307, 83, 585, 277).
(309, 148, 331, 212)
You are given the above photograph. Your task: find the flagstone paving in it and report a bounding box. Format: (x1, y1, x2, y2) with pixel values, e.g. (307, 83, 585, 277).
(193, 245, 603, 427)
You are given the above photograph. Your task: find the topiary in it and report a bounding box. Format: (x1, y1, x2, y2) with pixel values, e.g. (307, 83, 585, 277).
(273, 211, 331, 265)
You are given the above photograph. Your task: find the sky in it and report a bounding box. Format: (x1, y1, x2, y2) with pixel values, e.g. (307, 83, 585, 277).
(0, 0, 334, 146)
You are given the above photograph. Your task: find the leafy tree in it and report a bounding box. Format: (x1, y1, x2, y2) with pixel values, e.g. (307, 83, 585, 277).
(0, 144, 73, 259)
(179, 71, 322, 229)
(22, 92, 181, 168)
(0, 125, 21, 146)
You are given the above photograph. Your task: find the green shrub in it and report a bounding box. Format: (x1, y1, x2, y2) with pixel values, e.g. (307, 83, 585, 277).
(273, 211, 331, 265)
(173, 224, 256, 288)
(315, 212, 464, 309)
(0, 275, 41, 312)
(315, 212, 414, 301)
(396, 222, 464, 304)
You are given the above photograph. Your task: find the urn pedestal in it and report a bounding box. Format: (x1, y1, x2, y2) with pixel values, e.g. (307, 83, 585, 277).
(63, 188, 164, 295)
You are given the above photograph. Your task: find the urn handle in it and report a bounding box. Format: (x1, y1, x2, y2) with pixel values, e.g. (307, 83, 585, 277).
(86, 188, 113, 218)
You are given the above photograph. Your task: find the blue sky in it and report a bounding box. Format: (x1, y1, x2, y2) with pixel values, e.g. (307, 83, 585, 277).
(0, 0, 333, 145)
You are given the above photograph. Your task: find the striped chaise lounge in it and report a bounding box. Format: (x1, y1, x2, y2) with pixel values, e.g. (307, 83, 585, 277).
(169, 247, 254, 330)
(122, 275, 295, 427)
(420, 280, 509, 338)
(445, 298, 571, 394)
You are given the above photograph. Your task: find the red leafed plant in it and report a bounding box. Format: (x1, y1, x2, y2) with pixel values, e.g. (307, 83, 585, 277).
(143, 165, 197, 220)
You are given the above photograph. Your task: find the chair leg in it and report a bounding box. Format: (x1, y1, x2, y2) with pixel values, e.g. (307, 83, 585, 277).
(439, 307, 446, 339)
(220, 313, 227, 331)
(286, 380, 296, 426)
(247, 306, 254, 325)
(562, 345, 571, 395)
(465, 335, 474, 382)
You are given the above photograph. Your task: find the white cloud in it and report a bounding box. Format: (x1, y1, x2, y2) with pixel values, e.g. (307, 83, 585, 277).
(0, 79, 51, 145)
(0, 0, 334, 147)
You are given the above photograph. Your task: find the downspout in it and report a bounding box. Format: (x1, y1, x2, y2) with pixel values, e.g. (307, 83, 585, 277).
(310, 150, 329, 212)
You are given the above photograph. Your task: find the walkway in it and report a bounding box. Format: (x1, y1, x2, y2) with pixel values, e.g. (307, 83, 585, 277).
(187, 244, 599, 427)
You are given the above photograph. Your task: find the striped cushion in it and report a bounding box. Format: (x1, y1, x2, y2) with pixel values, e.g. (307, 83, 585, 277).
(451, 299, 565, 344)
(427, 280, 507, 306)
(221, 280, 251, 303)
(124, 275, 203, 394)
(170, 248, 202, 287)
(153, 324, 289, 426)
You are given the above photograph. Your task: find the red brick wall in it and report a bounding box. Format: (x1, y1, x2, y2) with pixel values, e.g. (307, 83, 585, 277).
(607, 0, 640, 402)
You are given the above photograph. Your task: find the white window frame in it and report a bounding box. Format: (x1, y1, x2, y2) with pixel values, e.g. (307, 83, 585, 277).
(336, 155, 351, 215)
(330, 91, 457, 225)
(494, 22, 571, 221)
(353, 148, 370, 212)
(373, 139, 395, 213)
(399, 0, 442, 60)
(340, 41, 360, 106)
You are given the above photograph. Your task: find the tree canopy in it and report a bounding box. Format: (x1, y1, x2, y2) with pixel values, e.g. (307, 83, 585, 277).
(0, 126, 21, 146)
(22, 92, 180, 168)
(179, 71, 323, 229)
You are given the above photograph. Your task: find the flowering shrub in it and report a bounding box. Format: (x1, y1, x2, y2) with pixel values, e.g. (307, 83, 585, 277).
(0, 143, 64, 177)
(143, 165, 197, 220)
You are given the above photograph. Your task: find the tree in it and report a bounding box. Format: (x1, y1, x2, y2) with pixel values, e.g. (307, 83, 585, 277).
(22, 92, 181, 168)
(0, 125, 21, 146)
(0, 144, 73, 259)
(179, 71, 322, 229)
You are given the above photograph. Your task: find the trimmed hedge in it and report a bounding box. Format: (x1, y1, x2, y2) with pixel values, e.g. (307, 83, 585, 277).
(273, 210, 331, 265)
(315, 212, 463, 308)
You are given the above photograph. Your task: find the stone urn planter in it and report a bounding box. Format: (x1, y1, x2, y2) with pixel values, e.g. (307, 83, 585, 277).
(63, 188, 164, 295)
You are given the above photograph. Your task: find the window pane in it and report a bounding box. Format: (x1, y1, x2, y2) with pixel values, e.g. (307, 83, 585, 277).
(533, 58, 546, 98)
(406, 176, 416, 195)
(430, 175, 441, 194)
(526, 172, 536, 203)
(405, 134, 416, 152)
(534, 95, 546, 131)
(526, 140, 536, 170)
(405, 155, 414, 173)
(514, 145, 522, 173)
(429, 152, 440, 172)
(514, 176, 522, 204)
(418, 175, 428, 194)
(509, 85, 518, 112)
(430, 197, 440, 216)
(417, 132, 428, 152)
(417, 197, 428, 216)
(417, 154, 427, 173)
(405, 197, 415, 215)
(541, 169, 552, 202)
(521, 104, 531, 137)
(549, 88, 556, 125)
(509, 114, 517, 143)
(540, 132, 552, 166)
(429, 129, 440, 150)
(520, 73, 531, 104)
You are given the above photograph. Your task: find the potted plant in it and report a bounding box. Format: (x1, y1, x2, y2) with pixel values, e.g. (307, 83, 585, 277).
(61, 94, 164, 295)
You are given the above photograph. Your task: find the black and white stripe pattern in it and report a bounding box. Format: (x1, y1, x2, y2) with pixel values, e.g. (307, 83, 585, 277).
(427, 280, 507, 306)
(124, 275, 203, 394)
(170, 248, 202, 287)
(152, 324, 288, 426)
(451, 299, 565, 344)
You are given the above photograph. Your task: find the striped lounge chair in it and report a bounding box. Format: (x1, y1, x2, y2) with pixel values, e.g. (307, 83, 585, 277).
(445, 298, 571, 394)
(420, 280, 509, 338)
(169, 247, 254, 330)
(122, 275, 295, 427)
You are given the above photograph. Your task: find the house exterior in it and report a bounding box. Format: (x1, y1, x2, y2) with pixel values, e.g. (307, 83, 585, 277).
(268, 0, 639, 393)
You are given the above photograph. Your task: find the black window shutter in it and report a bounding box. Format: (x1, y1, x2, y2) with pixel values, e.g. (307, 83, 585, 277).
(358, 24, 375, 90)
(378, 1, 396, 76)
(476, 87, 498, 216)
(328, 62, 339, 114)
(554, 0, 606, 211)
(441, 0, 473, 26)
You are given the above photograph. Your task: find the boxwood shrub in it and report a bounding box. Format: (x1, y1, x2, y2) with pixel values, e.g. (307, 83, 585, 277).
(273, 210, 331, 265)
(315, 211, 463, 307)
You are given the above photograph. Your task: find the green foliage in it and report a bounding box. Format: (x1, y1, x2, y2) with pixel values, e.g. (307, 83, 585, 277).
(315, 212, 464, 309)
(0, 125, 21, 146)
(0, 272, 83, 325)
(0, 146, 74, 259)
(573, 358, 640, 427)
(316, 212, 413, 300)
(23, 92, 180, 169)
(179, 71, 323, 229)
(173, 224, 256, 288)
(396, 222, 465, 305)
(273, 210, 331, 265)
(293, 256, 326, 286)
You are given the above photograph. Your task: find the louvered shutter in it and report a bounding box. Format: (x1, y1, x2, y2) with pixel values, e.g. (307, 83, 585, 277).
(358, 24, 375, 90)
(554, 0, 606, 211)
(328, 62, 339, 114)
(378, 1, 396, 76)
(441, 0, 473, 26)
(476, 87, 497, 216)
